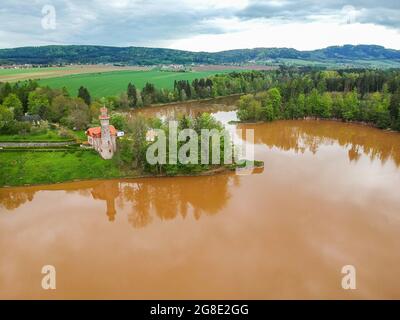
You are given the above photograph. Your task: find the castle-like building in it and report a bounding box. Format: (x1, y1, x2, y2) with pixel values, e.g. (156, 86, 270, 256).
(86, 107, 117, 159)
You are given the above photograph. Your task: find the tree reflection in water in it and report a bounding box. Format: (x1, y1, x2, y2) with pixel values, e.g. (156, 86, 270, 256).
(2, 119, 400, 224)
(0, 175, 238, 229)
(0, 189, 36, 211)
(237, 120, 400, 167)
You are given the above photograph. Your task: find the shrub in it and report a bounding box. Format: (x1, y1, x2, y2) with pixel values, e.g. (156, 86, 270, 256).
(58, 127, 75, 139)
(31, 120, 49, 135)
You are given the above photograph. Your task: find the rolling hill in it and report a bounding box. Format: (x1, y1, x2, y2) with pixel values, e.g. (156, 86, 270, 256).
(0, 44, 400, 68)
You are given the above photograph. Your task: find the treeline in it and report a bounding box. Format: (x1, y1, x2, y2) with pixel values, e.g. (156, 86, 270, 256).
(0, 71, 268, 135)
(237, 69, 400, 130)
(115, 113, 230, 176)
(275, 68, 400, 97)
(1, 44, 400, 66)
(126, 71, 270, 107)
(2, 68, 400, 136)
(0, 80, 98, 135)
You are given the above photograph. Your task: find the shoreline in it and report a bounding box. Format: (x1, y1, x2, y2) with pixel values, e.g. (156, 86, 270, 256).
(0, 166, 236, 189)
(0, 94, 249, 190)
(233, 117, 400, 133)
(133, 93, 243, 110)
(0, 161, 265, 189)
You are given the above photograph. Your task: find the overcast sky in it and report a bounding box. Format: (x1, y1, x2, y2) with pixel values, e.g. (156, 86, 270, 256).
(0, 0, 399, 51)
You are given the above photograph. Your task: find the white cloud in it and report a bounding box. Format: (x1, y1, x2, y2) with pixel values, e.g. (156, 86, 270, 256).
(0, 0, 399, 50)
(169, 19, 400, 51)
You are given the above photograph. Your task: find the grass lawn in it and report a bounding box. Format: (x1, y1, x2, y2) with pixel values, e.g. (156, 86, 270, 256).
(38, 70, 234, 97)
(0, 129, 89, 143)
(0, 130, 74, 142)
(0, 151, 125, 186)
(71, 130, 87, 141)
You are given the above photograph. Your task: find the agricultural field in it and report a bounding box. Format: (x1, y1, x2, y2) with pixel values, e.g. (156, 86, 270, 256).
(0, 65, 149, 82)
(38, 69, 236, 97)
(192, 64, 276, 71)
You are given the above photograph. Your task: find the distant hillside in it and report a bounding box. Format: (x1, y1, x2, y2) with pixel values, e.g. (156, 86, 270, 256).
(1, 44, 400, 67)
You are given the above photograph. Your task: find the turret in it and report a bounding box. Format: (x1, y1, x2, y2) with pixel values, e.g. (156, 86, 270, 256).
(99, 107, 111, 143)
(98, 107, 114, 159)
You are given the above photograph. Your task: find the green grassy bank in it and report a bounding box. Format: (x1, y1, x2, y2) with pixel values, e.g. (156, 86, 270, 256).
(0, 151, 126, 186)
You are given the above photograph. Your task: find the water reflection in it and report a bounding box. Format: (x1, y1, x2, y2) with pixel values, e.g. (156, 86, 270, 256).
(129, 95, 239, 121)
(0, 189, 36, 210)
(238, 120, 400, 167)
(2, 107, 400, 299)
(0, 175, 239, 228)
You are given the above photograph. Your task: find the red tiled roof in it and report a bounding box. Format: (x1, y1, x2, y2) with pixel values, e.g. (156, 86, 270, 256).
(86, 125, 117, 138)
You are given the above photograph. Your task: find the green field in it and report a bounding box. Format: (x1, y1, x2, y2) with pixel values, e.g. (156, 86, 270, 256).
(0, 67, 72, 76)
(38, 70, 232, 97)
(0, 131, 68, 142)
(0, 129, 86, 142)
(0, 151, 125, 186)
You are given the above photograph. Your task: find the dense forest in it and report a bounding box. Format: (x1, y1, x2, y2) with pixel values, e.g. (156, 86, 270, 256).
(1, 68, 400, 138)
(1, 45, 400, 66)
(237, 68, 400, 131)
(0, 70, 270, 135)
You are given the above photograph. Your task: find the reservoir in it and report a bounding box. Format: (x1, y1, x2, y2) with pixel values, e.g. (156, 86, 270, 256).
(1, 97, 400, 299)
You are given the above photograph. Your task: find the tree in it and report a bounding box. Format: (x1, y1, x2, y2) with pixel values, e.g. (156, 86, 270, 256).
(141, 83, 156, 106)
(110, 113, 126, 131)
(2, 93, 23, 120)
(28, 91, 50, 119)
(127, 83, 137, 108)
(294, 93, 306, 119)
(257, 92, 274, 121)
(89, 101, 102, 122)
(118, 92, 130, 109)
(389, 90, 400, 124)
(260, 100, 274, 121)
(320, 92, 333, 118)
(124, 115, 149, 168)
(0, 82, 12, 103)
(65, 98, 90, 130)
(78, 86, 91, 106)
(307, 89, 321, 117)
(332, 93, 344, 119)
(266, 88, 282, 117)
(48, 95, 70, 123)
(368, 92, 391, 129)
(178, 115, 191, 130)
(0, 105, 13, 133)
(343, 90, 360, 121)
(237, 94, 257, 121)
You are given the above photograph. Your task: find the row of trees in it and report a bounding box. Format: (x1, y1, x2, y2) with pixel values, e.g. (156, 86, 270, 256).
(0, 80, 101, 134)
(237, 86, 400, 130)
(124, 71, 271, 108)
(115, 113, 230, 175)
(274, 68, 400, 99)
(2, 68, 400, 135)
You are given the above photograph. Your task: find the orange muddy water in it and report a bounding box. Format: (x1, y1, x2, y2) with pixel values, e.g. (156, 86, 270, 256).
(1, 97, 400, 299)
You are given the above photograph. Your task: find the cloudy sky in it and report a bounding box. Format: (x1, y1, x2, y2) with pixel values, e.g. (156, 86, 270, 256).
(0, 0, 399, 51)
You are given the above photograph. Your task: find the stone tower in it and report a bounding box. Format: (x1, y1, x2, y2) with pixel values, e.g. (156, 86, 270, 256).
(99, 107, 115, 159)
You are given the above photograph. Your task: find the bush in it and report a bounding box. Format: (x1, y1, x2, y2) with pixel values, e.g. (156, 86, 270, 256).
(110, 113, 126, 131)
(31, 120, 49, 135)
(58, 127, 75, 139)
